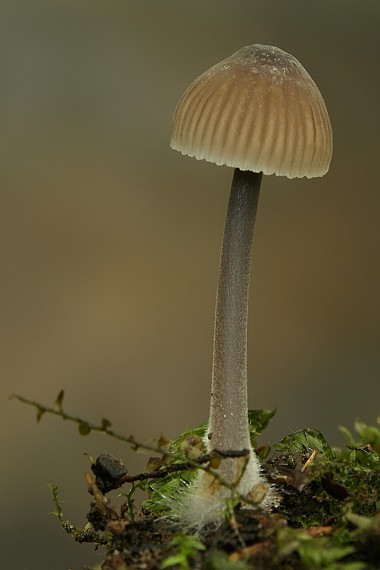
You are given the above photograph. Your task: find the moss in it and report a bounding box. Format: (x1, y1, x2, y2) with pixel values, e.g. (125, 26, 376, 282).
(84, 415, 380, 568)
(13, 394, 380, 569)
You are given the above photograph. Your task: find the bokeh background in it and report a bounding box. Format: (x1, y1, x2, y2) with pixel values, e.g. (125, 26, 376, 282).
(2, 1, 380, 568)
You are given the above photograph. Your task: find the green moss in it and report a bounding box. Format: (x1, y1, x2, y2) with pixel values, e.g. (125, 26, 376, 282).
(142, 409, 277, 515)
(14, 394, 380, 568)
(160, 533, 206, 569)
(269, 419, 379, 528)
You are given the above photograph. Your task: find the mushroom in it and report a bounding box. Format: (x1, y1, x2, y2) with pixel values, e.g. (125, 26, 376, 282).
(170, 44, 333, 529)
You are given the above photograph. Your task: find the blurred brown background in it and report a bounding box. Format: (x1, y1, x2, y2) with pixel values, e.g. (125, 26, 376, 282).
(1, 1, 380, 568)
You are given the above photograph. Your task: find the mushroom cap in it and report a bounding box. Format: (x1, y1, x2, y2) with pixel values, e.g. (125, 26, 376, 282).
(170, 45, 333, 179)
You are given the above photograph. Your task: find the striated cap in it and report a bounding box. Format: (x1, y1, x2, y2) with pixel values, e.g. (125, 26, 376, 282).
(170, 45, 333, 179)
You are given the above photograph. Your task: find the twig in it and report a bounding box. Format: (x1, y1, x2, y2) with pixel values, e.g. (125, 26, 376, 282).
(11, 393, 175, 458)
(301, 449, 317, 472)
(12, 393, 267, 509)
(119, 450, 250, 484)
(48, 481, 108, 547)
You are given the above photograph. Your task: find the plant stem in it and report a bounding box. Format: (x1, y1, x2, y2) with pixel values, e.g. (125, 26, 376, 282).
(208, 168, 262, 452)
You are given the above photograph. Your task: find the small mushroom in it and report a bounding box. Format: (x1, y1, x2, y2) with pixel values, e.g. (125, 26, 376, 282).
(170, 44, 333, 529)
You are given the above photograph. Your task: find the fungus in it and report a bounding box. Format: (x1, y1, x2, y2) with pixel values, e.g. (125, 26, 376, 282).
(170, 44, 333, 529)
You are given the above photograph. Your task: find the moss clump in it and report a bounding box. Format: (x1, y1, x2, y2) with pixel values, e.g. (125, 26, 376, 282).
(89, 415, 380, 569)
(13, 394, 380, 569)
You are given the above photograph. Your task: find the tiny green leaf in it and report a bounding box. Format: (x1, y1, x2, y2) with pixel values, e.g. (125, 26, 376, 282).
(48, 483, 64, 522)
(248, 408, 276, 435)
(160, 554, 187, 569)
(339, 425, 357, 447)
(160, 533, 205, 569)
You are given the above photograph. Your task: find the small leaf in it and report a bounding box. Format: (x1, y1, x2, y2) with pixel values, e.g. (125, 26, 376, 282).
(78, 421, 91, 436)
(157, 434, 170, 448)
(339, 425, 357, 447)
(208, 551, 249, 569)
(101, 418, 112, 430)
(209, 450, 222, 469)
(274, 428, 333, 459)
(180, 434, 203, 459)
(48, 483, 64, 522)
(129, 435, 139, 452)
(146, 456, 165, 473)
(55, 390, 65, 412)
(349, 450, 357, 462)
(160, 554, 186, 569)
(346, 512, 374, 530)
(36, 406, 46, 423)
(248, 408, 276, 435)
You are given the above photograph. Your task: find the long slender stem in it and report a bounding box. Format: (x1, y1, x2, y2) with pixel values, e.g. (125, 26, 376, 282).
(208, 168, 262, 452)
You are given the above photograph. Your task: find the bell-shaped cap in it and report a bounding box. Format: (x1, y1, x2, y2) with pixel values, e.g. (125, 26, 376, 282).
(170, 45, 333, 179)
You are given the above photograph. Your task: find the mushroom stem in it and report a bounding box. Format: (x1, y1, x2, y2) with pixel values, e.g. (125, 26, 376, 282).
(208, 168, 262, 452)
